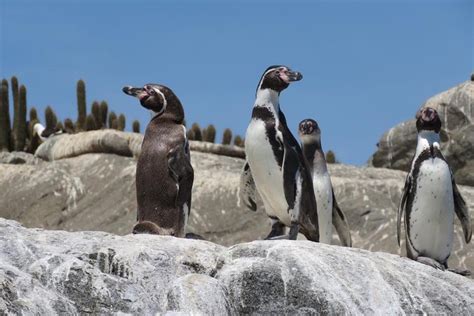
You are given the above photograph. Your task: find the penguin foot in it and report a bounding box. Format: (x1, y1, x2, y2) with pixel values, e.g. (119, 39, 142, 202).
(447, 268, 471, 276)
(416, 257, 445, 271)
(265, 220, 286, 240)
(185, 232, 206, 240)
(267, 234, 292, 240)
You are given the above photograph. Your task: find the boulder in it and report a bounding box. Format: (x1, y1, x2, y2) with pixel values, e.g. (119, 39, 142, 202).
(1, 152, 473, 273)
(1, 218, 473, 315)
(370, 79, 474, 185)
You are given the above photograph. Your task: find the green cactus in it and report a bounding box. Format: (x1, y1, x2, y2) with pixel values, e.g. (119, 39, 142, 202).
(85, 114, 96, 131)
(45, 106, 58, 130)
(233, 135, 244, 147)
(110, 117, 118, 130)
(118, 114, 126, 131)
(108, 111, 117, 129)
(56, 121, 64, 131)
(29, 107, 38, 122)
(76, 79, 87, 131)
(0, 80, 11, 151)
(12, 85, 27, 151)
(132, 120, 140, 133)
(100, 101, 108, 128)
(222, 128, 232, 145)
(203, 124, 216, 143)
(64, 118, 75, 134)
(191, 123, 202, 141)
(91, 101, 101, 128)
(326, 150, 336, 164)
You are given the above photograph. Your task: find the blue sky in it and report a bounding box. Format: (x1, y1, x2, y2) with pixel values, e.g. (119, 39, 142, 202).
(1, 0, 472, 165)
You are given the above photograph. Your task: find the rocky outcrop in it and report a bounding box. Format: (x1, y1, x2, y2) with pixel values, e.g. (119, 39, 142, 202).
(370, 79, 474, 185)
(34, 130, 245, 161)
(1, 151, 473, 273)
(1, 218, 473, 315)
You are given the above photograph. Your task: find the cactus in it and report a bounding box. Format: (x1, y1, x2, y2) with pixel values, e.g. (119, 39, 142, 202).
(12, 85, 27, 151)
(118, 114, 126, 131)
(85, 114, 96, 131)
(191, 123, 202, 141)
(234, 135, 244, 147)
(132, 120, 140, 133)
(110, 117, 118, 130)
(76, 79, 87, 131)
(108, 111, 117, 129)
(100, 101, 108, 128)
(91, 101, 101, 128)
(0, 80, 11, 151)
(29, 107, 38, 122)
(326, 150, 336, 164)
(203, 124, 216, 143)
(45, 106, 58, 130)
(64, 118, 75, 134)
(222, 128, 232, 145)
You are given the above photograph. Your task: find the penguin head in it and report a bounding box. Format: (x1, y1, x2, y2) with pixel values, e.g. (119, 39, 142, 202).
(298, 118, 321, 144)
(257, 65, 303, 93)
(122, 84, 172, 117)
(416, 107, 441, 133)
(33, 123, 45, 137)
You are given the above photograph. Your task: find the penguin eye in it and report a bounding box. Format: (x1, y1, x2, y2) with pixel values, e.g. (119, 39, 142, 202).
(150, 89, 157, 95)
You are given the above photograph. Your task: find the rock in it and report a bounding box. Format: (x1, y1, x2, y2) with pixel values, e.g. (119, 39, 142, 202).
(1, 152, 473, 273)
(370, 79, 474, 185)
(1, 218, 473, 314)
(0, 151, 41, 165)
(34, 129, 245, 161)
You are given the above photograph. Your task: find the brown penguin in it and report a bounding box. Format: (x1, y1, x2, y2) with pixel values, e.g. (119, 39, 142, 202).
(123, 84, 194, 238)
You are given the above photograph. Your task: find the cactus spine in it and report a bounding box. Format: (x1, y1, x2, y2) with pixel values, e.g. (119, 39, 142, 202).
(191, 123, 202, 141)
(108, 111, 117, 129)
(0, 80, 11, 151)
(222, 128, 232, 145)
(45, 106, 58, 130)
(91, 101, 101, 128)
(76, 79, 87, 131)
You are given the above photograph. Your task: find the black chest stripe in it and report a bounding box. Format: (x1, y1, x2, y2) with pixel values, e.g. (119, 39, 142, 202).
(252, 107, 284, 168)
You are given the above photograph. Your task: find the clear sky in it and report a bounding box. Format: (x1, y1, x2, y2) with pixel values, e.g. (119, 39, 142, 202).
(1, 0, 472, 165)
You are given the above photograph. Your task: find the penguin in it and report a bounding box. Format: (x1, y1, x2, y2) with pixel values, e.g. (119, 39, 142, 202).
(298, 118, 352, 246)
(397, 107, 472, 275)
(33, 122, 62, 141)
(122, 84, 194, 238)
(240, 65, 319, 241)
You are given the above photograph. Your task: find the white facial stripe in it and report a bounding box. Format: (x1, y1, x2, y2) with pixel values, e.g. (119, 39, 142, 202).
(257, 67, 286, 91)
(153, 87, 167, 112)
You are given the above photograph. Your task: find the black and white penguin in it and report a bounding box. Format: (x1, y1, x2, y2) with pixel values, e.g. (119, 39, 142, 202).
(123, 84, 194, 238)
(398, 107, 472, 275)
(33, 122, 62, 141)
(298, 118, 352, 246)
(240, 65, 319, 241)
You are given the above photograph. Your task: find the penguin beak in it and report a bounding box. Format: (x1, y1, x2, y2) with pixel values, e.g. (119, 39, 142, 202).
(286, 70, 303, 82)
(122, 86, 149, 102)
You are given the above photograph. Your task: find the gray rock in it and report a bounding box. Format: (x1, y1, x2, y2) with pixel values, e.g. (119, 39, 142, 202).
(370, 79, 474, 185)
(0, 152, 472, 274)
(0, 151, 41, 165)
(1, 218, 473, 315)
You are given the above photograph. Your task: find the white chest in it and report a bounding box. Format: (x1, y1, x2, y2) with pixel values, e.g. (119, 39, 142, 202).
(312, 172, 333, 244)
(409, 157, 454, 261)
(245, 119, 290, 225)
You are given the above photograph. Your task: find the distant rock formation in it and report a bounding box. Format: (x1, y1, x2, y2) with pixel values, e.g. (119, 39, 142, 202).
(1, 218, 473, 314)
(370, 79, 474, 185)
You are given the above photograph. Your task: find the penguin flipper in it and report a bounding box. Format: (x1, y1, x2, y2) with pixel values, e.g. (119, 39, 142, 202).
(168, 144, 194, 210)
(332, 191, 352, 247)
(398, 173, 412, 246)
(452, 177, 472, 243)
(239, 161, 257, 212)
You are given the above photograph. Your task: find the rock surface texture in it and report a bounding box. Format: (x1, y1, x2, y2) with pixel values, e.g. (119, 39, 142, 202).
(1, 218, 473, 315)
(370, 79, 474, 186)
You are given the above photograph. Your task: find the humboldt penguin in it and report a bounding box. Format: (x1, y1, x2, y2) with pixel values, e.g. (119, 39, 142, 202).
(398, 107, 472, 275)
(298, 118, 352, 246)
(123, 84, 194, 238)
(240, 65, 319, 241)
